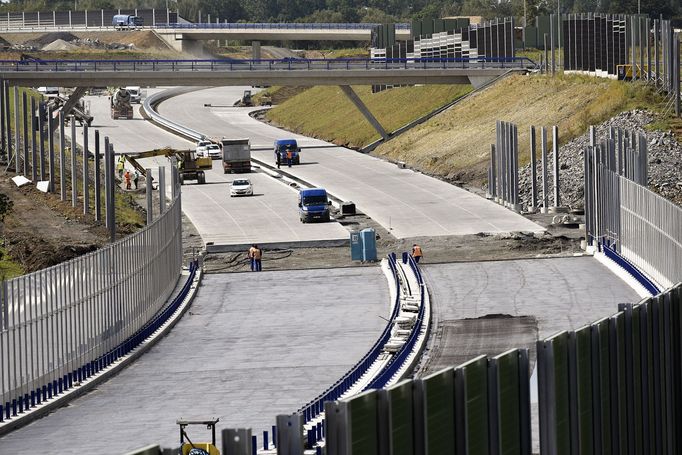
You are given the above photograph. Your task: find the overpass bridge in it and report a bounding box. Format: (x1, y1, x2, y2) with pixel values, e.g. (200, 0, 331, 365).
(0, 57, 533, 88)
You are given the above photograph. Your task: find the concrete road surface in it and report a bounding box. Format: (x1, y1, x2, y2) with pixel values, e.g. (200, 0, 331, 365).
(69, 91, 349, 250)
(0, 267, 389, 454)
(156, 86, 544, 238)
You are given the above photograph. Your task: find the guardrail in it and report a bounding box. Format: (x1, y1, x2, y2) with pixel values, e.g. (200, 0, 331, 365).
(297, 252, 430, 450)
(0, 57, 537, 73)
(0, 179, 185, 424)
(155, 22, 410, 30)
(297, 253, 403, 426)
(143, 89, 204, 142)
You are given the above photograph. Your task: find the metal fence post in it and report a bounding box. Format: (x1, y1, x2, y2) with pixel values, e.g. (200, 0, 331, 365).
(0, 78, 5, 157)
(94, 130, 101, 221)
(82, 123, 89, 214)
(47, 105, 55, 192)
(38, 102, 45, 180)
(22, 91, 28, 176)
(13, 86, 19, 171)
(59, 111, 66, 201)
(146, 168, 153, 225)
(552, 125, 561, 209)
(530, 125, 537, 211)
(159, 166, 166, 214)
(541, 126, 549, 213)
(70, 117, 77, 206)
(4, 82, 11, 162)
(30, 96, 36, 182)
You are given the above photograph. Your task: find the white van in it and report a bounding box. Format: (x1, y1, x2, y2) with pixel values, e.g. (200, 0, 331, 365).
(125, 86, 142, 103)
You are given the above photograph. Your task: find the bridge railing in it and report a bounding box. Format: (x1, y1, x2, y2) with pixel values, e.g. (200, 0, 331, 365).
(0, 56, 537, 73)
(0, 177, 185, 423)
(155, 22, 410, 30)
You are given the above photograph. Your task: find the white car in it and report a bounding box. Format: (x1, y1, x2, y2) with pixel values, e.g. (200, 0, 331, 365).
(125, 86, 141, 103)
(195, 140, 212, 157)
(206, 143, 222, 159)
(230, 179, 253, 197)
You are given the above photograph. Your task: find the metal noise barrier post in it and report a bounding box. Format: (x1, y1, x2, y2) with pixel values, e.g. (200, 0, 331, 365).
(492, 120, 520, 211)
(0, 173, 184, 425)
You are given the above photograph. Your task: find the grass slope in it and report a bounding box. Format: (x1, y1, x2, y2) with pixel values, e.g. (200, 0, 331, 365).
(265, 84, 472, 148)
(372, 74, 664, 184)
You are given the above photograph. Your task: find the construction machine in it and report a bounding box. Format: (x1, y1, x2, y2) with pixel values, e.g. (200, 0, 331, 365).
(47, 95, 93, 126)
(177, 418, 220, 455)
(234, 90, 253, 107)
(122, 147, 213, 185)
(110, 87, 134, 119)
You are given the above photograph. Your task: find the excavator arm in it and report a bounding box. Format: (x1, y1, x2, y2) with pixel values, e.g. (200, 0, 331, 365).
(122, 147, 191, 177)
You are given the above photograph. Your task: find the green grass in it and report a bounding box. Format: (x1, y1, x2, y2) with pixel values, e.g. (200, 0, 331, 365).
(369, 73, 667, 184)
(265, 84, 472, 148)
(0, 245, 23, 279)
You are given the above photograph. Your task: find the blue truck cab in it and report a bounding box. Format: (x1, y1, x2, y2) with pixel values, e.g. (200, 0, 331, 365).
(274, 139, 300, 165)
(298, 188, 331, 223)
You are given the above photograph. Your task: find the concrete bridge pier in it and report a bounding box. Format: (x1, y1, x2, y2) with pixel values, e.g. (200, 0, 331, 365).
(252, 41, 261, 60)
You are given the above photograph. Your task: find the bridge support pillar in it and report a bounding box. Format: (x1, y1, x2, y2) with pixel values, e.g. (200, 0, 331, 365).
(339, 85, 388, 141)
(252, 41, 261, 60)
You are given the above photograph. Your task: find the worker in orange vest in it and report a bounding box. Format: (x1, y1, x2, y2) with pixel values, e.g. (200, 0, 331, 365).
(124, 170, 132, 190)
(286, 148, 293, 167)
(252, 244, 262, 271)
(248, 244, 257, 271)
(411, 244, 423, 263)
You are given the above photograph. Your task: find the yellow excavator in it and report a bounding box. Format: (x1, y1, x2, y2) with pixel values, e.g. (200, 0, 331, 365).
(122, 147, 213, 185)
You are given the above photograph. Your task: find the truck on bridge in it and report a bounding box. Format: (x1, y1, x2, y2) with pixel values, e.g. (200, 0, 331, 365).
(112, 14, 143, 29)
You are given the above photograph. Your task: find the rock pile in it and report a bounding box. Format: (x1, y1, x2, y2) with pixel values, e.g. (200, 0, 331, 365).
(516, 109, 682, 210)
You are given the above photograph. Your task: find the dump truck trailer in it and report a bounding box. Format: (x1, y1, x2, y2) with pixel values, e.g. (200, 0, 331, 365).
(221, 138, 251, 173)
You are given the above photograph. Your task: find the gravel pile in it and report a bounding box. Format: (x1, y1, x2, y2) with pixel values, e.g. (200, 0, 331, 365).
(516, 109, 682, 210)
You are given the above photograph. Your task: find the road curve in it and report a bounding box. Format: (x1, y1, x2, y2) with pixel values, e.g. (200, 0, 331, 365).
(0, 268, 389, 454)
(156, 86, 544, 239)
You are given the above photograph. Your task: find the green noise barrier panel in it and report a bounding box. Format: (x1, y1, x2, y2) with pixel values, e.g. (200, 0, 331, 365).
(455, 355, 488, 455)
(385, 379, 415, 455)
(422, 368, 455, 454)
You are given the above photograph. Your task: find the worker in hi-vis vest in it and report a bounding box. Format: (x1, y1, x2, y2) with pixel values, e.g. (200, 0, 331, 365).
(411, 244, 423, 263)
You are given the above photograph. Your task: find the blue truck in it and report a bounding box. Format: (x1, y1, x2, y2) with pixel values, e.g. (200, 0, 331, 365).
(112, 14, 143, 29)
(274, 139, 300, 165)
(298, 188, 331, 223)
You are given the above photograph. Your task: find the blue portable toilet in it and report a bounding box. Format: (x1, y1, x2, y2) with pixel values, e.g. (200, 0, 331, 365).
(350, 231, 363, 260)
(361, 228, 377, 262)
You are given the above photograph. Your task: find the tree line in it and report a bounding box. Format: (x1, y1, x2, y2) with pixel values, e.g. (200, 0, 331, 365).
(0, 0, 679, 26)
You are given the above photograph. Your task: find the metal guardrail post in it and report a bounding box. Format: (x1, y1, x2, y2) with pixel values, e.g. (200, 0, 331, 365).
(530, 125, 537, 211)
(30, 97, 36, 181)
(553, 125, 561, 208)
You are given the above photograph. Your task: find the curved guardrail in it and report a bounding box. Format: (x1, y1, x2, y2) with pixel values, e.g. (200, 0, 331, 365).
(296, 252, 430, 450)
(297, 253, 403, 424)
(143, 89, 204, 142)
